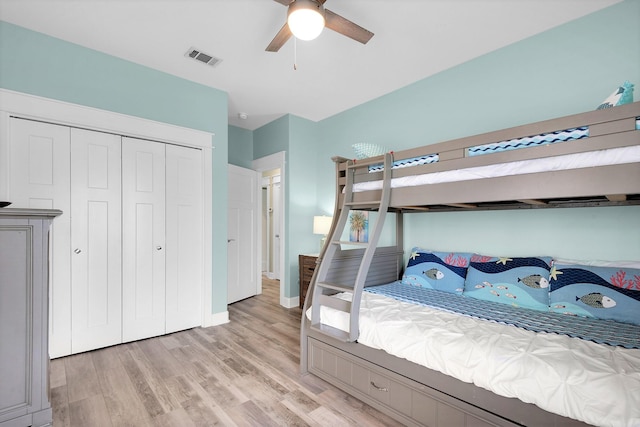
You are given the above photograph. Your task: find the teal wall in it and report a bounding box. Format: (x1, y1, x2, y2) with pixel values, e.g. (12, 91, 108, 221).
(247, 0, 640, 299)
(228, 125, 253, 168)
(0, 20, 231, 315)
(313, 0, 640, 263)
(253, 115, 290, 159)
(288, 115, 322, 295)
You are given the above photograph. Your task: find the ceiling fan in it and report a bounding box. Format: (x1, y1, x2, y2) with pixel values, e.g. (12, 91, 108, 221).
(266, 0, 374, 52)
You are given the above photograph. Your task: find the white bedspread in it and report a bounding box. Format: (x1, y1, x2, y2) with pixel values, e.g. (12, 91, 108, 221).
(307, 291, 640, 427)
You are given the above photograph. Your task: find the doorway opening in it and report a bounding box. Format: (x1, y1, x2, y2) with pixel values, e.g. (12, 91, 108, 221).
(252, 152, 287, 307)
(262, 169, 281, 280)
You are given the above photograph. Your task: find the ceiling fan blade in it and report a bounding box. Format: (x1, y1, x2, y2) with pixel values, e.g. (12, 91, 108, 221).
(266, 22, 292, 52)
(324, 9, 374, 44)
(275, 0, 325, 5)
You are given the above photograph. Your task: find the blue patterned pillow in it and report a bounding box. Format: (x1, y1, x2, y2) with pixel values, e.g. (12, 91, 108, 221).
(549, 264, 640, 326)
(402, 249, 473, 294)
(463, 255, 552, 311)
(352, 143, 388, 159)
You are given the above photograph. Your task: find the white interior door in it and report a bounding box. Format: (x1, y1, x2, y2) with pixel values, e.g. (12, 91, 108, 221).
(227, 164, 259, 304)
(122, 137, 166, 342)
(70, 129, 122, 353)
(165, 144, 203, 333)
(8, 118, 72, 358)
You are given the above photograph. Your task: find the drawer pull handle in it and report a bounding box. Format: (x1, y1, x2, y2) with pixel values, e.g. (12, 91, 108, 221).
(370, 381, 388, 392)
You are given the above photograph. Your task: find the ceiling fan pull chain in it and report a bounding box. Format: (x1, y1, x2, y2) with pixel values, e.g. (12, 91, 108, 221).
(293, 36, 297, 70)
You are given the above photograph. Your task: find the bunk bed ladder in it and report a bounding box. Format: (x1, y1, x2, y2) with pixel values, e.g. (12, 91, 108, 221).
(311, 152, 393, 342)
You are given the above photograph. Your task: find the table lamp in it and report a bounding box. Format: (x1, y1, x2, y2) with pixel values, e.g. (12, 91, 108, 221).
(313, 215, 332, 252)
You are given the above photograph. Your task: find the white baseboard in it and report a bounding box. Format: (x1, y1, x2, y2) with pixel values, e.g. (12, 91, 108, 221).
(202, 310, 229, 328)
(280, 296, 300, 309)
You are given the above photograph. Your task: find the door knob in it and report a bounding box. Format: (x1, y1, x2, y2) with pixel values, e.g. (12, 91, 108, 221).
(74, 248, 82, 254)
(156, 246, 162, 251)
(227, 239, 235, 243)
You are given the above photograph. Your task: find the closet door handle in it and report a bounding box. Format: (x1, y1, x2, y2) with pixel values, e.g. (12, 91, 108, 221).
(74, 248, 82, 254)
(228, 239, 235, 243)
(370, 381, 388, 392)
(156, 246, 162, 251)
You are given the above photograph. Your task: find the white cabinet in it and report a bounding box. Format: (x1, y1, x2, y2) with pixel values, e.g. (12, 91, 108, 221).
(7, 118, 204, 357)
(0, 208, 60, 427)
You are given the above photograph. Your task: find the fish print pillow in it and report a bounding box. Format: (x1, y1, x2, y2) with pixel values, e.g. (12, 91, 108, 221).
(401, 249, 473, 294)
(549, 263, 640, 326)
(463, 255, 552, 311)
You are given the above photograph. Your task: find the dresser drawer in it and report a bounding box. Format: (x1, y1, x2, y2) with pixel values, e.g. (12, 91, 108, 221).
(301, 259, 316, 280)
(299, 254, 318, 309)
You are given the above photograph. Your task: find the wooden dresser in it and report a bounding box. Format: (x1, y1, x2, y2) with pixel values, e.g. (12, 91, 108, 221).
(0, 208, 61, 427)
(299, 254, 318, 309)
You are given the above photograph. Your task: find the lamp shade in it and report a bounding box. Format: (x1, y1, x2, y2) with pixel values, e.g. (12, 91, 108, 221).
(287, 0, 325, 41)
(313, 215, 332, 235)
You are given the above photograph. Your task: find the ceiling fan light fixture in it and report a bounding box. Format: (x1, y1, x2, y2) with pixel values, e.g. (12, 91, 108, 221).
(287, 0, 325, 41)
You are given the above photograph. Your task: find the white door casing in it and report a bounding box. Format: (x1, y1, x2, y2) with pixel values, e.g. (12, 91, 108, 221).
(122, 137, 166, 343)
(70, 128, 122, 353)
(227, 164, 260, 304)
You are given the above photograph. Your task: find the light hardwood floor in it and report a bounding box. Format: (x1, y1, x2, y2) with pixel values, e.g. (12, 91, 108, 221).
(50, 277, 403, 426)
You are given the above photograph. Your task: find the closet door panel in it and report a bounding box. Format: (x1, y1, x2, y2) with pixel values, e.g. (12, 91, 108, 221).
(122, 137, 166, 342)
(9, 118, 72, 358)
(165, 144, 203, 333)
(70, 129, 122, 353)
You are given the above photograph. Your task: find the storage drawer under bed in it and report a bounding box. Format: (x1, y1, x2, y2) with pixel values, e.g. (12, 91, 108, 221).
(308, 337, 517, 427)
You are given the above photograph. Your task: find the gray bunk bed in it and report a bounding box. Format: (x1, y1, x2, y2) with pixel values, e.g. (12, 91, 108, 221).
(300, 102, 640, 427)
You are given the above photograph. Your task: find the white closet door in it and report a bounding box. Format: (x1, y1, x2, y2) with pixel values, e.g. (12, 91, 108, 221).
(122, 137, 166, 342)
(70, 129, 122, 353)
(8, 118, 72, 358)
(165, 144, 203, 333)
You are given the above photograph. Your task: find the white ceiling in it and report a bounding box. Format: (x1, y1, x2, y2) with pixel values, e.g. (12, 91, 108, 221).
(0, 0, 622, 130)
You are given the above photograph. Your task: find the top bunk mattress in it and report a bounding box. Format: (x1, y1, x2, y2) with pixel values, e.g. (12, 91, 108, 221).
(353, 145, 640, 192)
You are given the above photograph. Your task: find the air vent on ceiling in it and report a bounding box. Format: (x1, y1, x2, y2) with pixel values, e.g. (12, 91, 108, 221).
(185, 47, 222, 68)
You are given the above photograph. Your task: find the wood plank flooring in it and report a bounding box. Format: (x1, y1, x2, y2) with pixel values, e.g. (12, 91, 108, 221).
(50, 277, 403, 426)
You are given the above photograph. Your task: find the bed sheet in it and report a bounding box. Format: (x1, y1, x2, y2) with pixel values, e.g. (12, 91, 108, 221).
(307, 289, 640, 427)
(352, 145, 640, 193)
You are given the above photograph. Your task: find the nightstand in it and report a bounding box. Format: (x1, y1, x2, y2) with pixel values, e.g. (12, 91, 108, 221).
(299, 254, 318, 309)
